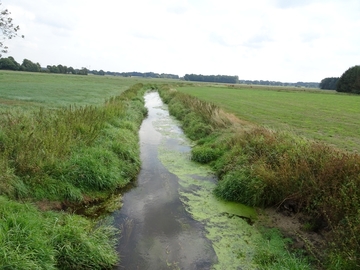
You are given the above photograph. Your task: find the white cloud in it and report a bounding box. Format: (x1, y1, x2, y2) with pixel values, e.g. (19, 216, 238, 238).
(2, 0, 360, 82)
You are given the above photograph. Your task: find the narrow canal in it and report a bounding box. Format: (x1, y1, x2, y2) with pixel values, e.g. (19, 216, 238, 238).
(113, 91, 258, 270)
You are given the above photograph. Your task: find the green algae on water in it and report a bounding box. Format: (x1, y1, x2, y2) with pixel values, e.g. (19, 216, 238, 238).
(154, 111, 261, 270)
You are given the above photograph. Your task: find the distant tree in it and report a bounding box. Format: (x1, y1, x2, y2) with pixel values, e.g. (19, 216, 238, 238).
(57, 64, 68, 74)
(20, 58, 41, 72)
(77, 67, 88, 75)
(57, 64, 64, 73)
(98, 69, 105, 76)
(68, 66, 75, 74)
(336, 65, 360, 94)
(47, 65, 58, 73)
(184, 74, 238, 84)
(0, 56, 20, 70)
(320, 77, 339, 90)
(0, 2, 24, 57)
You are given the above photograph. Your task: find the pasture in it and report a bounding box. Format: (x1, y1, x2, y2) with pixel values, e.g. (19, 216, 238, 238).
(0, 70, 177, 109)
(176, 84, 360, 152)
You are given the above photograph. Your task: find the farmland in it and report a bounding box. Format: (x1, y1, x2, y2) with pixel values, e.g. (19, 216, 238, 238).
(0, 70, 178, 109)
(1, 71, 359, 268)
(176, 84, 360, 153)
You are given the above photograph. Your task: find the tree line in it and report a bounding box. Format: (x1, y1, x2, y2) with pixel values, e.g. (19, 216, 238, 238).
(184, 74, 319, 88)
(112, 71, 179, 79)
(0, 56, 180, 79)
(184, 74, 238, 84)
(319, 77, 339, 90)
(320, 65, 360, 94)
(0, 56, 89, 75)
(238, 79, 319, 88)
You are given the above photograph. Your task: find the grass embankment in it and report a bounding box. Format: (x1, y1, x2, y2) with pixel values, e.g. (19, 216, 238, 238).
(158, 84, 360, 269)
(0, 75, 148, 269)
(177, 84, 360, 153)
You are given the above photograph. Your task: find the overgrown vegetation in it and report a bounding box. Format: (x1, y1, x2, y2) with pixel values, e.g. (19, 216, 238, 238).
(0, 83, 146, 202)
(0, 196, 118, 269)
(158, 84, 360, 269)
(0, 81, 148, 268)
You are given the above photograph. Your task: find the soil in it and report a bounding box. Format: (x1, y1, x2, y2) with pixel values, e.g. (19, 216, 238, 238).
(256, 206, 328, 268)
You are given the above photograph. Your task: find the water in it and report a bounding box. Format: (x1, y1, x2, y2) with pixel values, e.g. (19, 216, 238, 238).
(113, 92, 257, 270)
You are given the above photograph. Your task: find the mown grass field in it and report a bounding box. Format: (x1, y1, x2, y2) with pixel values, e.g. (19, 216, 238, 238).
(176, 84, 360, 153)
(0, 70, 177, 109)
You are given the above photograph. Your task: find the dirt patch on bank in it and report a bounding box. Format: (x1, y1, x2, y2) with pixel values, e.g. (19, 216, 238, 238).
(256, 207, 328, 267)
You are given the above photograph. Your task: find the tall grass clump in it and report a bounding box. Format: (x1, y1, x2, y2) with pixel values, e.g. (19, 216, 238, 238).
(0, 83, 146, 202)
(0, 196, 118, 269)
(158, 85, 360, 268)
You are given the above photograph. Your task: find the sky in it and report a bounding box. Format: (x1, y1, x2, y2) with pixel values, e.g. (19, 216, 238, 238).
(2, 0, 360, 82)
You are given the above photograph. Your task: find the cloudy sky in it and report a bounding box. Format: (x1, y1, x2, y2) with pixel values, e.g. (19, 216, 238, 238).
(2, 0, 360, 82)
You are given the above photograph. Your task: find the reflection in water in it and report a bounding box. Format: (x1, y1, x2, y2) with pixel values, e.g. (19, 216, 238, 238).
(114, 92, 216, 270)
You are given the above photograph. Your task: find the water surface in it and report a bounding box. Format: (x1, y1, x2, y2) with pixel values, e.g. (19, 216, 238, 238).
(114, 92, 258, 270)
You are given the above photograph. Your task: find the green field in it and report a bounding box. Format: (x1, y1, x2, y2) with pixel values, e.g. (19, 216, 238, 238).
(176, 84, 360, 152)
(0, 70, 178, 109)
(1, 71, 359, 268)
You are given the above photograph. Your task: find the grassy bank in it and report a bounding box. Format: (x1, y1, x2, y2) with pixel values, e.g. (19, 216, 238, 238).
(176, 84, 360, 153)
(0, 196, 117, 269)
(158, 84, 360, 269)
(0, 73, 148, 268)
